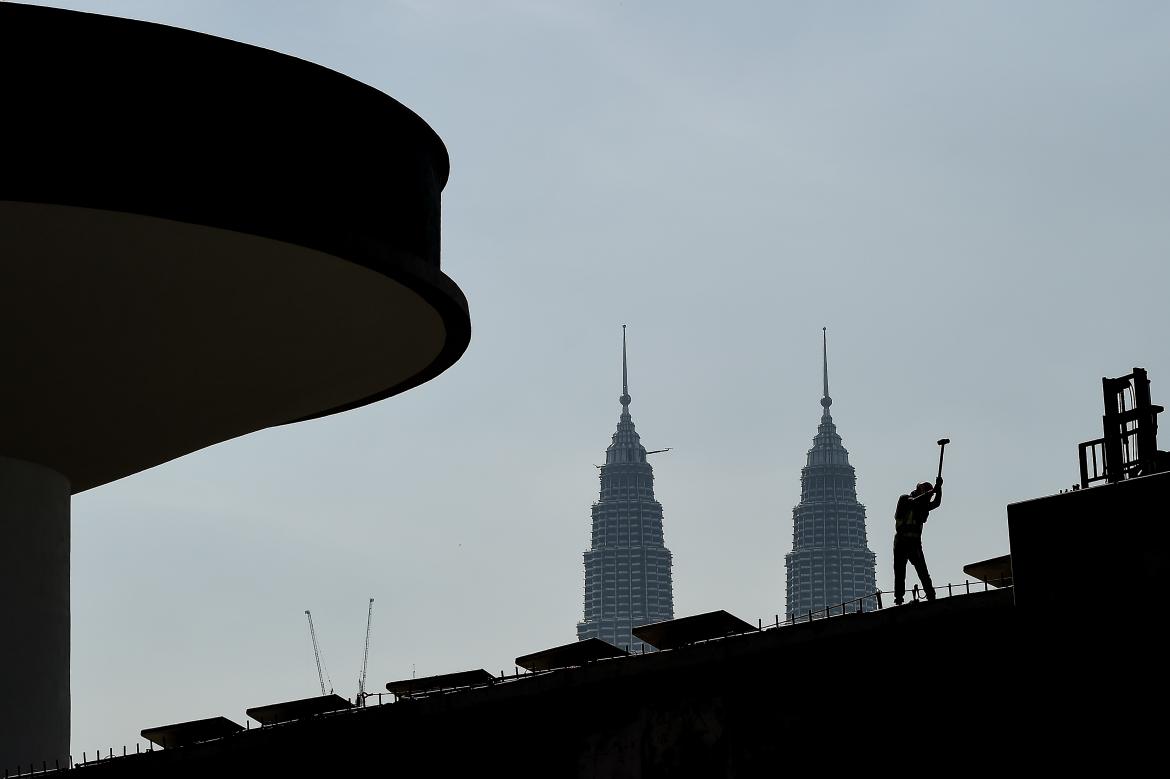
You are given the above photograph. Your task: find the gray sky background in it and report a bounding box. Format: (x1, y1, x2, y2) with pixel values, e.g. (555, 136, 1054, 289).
(26, 0, 1169, 753)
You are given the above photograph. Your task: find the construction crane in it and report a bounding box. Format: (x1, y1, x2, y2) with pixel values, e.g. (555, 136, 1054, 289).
(357, 598, 374, 707)
(304, 610, 333, 696)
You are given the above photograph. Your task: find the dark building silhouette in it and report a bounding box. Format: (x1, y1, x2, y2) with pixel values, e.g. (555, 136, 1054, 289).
(12, 369, 1170, 775)
(0, 4, 469, 770)
(785, 330, 877, 619)
(576, 328, 675, 651)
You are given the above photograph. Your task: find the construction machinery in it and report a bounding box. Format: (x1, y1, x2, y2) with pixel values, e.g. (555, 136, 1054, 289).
(1078, 367, 1167, 488)
(304, 610, 334, 697)
(357, 599, 374, 707)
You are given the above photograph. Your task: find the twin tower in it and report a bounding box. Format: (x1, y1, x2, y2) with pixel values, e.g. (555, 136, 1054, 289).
(576, 328, 876, 650)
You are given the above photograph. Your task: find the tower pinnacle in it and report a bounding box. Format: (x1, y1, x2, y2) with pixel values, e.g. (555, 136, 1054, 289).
(821, 326, 832, 410)
(620, 324, 632, 409)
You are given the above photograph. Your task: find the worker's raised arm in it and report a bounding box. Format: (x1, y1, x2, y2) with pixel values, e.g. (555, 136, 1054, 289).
(930, 478, 943, 509)
(907, 485, 935, 507)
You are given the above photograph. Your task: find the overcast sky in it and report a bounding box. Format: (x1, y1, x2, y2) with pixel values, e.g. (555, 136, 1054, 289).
(24, 0, 1170, 753)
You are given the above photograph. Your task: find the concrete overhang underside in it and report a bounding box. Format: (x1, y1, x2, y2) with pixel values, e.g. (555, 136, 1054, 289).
(386, 669, 496, 698)
(246, 695, 353, 726)
(0, 3, 470, 493)
(963, 554, 1013, 587)
(516, 638, 629, 672)
(140, 717, 243, 750)
(632, 609, 757, 650)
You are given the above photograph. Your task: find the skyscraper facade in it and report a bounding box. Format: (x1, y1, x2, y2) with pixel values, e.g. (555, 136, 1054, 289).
(577, 327, 675, 651)
(785, 330, 877, 620)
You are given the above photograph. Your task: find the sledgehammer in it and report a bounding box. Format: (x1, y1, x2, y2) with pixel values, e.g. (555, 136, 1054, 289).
(936, 438, 950, 481)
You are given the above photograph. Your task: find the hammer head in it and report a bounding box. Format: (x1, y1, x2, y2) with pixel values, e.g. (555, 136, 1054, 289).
(937, 438, 950, 446)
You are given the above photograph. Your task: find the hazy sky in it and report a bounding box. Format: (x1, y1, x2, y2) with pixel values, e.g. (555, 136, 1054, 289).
(24, 0, 1170, 753)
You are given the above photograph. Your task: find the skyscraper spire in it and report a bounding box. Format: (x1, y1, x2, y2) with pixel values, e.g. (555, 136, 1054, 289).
(579, 327, 674, 651)
(786, 330, 876, 621)
(609, 326, 642, 461)
(620, 324, 631, 410)
(821, 326, 832, 411)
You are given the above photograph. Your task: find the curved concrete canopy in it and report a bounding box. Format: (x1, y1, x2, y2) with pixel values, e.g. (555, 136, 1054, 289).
(0, 4, 470, 492)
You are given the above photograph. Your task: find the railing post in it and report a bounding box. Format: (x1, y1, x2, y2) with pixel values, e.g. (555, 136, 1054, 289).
(876, 590, 883, 610)
(948, 583, 953, 597)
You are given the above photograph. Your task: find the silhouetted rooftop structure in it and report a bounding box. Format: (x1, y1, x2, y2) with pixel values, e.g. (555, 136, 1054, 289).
(632, 610, 757, 650)
(386, 670, 495, 699)
(1079, 367, 1168, 488)
(140, 718, 243, 750)
(517, 638, 629, 672)
(963, 555, 1013, 587)
(245, 695, 353, 726)
(8, 319, 1168, 777)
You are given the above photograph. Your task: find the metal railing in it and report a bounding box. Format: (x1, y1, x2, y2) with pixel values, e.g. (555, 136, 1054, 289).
(769, 576, 1013, 629)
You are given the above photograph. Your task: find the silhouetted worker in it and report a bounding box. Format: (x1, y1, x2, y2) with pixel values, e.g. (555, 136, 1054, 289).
(893, 477, 942, 605)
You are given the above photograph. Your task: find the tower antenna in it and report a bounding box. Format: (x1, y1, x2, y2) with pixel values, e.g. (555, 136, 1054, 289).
(821, 326, 832, 411)
(620, 324, 631, 409)
(623, 324, 628, 397)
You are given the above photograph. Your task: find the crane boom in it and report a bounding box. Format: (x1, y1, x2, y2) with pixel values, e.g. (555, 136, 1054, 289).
(358, 598, 374, 706)
(305, 610, 327, 696)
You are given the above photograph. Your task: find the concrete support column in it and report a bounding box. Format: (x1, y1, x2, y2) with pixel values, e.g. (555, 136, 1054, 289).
(0, 456, 70, 771)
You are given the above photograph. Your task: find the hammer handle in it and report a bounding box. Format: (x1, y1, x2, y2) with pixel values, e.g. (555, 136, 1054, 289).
(937, 443, 947, 481)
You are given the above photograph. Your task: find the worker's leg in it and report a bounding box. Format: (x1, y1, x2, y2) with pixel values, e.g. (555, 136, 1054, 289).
(893, 537, 908, 605)
(909, 542, 935, 600)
